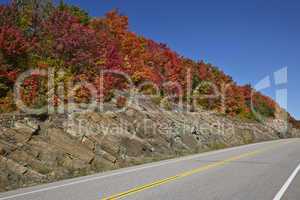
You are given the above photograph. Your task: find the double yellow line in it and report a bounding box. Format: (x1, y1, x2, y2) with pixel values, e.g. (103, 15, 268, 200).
(102, 145, 275, 200)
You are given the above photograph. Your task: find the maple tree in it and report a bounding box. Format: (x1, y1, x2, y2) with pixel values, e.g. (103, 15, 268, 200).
(0, 0, 296, 125)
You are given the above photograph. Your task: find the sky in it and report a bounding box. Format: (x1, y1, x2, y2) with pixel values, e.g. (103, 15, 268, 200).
(1, 0, 300, 119)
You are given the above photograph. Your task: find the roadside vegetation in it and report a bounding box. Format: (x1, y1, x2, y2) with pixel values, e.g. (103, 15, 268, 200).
(0, 0, 299, 127)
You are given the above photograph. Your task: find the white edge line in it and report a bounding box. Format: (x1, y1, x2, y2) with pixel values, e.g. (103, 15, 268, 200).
(0, 139, 289, 200)
(273, 163, 300, 200)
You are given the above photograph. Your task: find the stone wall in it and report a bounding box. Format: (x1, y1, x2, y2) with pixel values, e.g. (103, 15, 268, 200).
(0, 98, 299, 192)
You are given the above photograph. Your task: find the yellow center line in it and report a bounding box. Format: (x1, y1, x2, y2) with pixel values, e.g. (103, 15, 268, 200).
(102, 144, 281, 200)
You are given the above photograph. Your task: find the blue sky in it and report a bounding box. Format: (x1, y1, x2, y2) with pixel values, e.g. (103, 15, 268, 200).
(1, 0, 299, 119)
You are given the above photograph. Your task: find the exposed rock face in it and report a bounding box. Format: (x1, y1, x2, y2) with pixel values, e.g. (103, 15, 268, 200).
(0, 98, 299, 192)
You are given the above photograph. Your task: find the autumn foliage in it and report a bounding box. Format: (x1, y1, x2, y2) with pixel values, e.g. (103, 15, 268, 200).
(0, 0, 297, 125)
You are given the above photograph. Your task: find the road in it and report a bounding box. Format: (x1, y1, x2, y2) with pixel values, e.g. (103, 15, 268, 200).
(1, 138, 300, 200)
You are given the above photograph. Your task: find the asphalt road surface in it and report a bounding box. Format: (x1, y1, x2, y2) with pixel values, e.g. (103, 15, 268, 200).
(1, 138, 300, 200)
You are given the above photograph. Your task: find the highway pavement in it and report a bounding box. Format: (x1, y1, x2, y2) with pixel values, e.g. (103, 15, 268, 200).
(1, 138, 300, 200)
